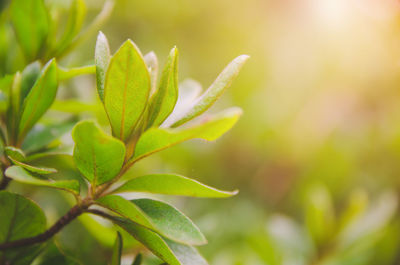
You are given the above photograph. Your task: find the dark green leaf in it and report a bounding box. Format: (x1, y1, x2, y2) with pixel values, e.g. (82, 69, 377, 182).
(18, 59, 58, 141)
(171, 55, 248, 128)
(72, 121, 125, 185)
(132, 253, 142, 265)
(146, 47, 178, 127)
(0, 191, 46, 264)
(96, 196, 206, 245)
(129, 107, 242, 164)
(104, 40, 150, 141)
(5, 166, 79, 194)
(113, 174, 237, 198)
(20, 61, 41, 104)
(111, 232, 123, 265)
(95, 31, 111, 102)
(36, 243, 82, 265)
(10, 0, 49, 60)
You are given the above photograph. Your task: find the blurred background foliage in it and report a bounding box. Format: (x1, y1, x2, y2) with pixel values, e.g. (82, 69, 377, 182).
(4, 0, 400, 264)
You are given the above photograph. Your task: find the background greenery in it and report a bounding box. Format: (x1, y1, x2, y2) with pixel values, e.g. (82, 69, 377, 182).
(4, 0, 400, 264)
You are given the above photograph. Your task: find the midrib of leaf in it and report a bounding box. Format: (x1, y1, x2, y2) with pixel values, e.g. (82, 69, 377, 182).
(120, 51, 132, 140)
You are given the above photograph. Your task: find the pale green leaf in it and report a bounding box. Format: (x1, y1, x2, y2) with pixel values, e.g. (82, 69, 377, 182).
(96, 196, 206, 245)
(146, 47, 178, 127)
(0, 191, 46, 264)
(95, 31, 111, 102)
(171, 55, 248, 128)
(129, 107, 242, 164)
(110, 217, 208, 265)
(113, 174, 237, 198)
(111, 232, 123, 265)
(5, 146, 26, 162)
(72, 121, 125, 185)
(104, 40, 150, 141)
(8, 157, 57, 174)
(5, 166, 79, 194)
(18, 59, 58, 140)
(10, 0, 49, 60)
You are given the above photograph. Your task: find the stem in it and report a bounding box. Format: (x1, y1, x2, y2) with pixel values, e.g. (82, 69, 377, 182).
(58, 65, 96, 81)
(0, 201, 91, 250)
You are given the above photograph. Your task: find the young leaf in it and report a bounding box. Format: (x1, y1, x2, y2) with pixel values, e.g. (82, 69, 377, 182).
(18, 59, 58, 141)
(111, 232, 123, 265)
(146, 47, 178, 127)
(110, 217, 208, 265)
(10, 0, 49, 60)
(171, 55, 249, 128)
(72, 121, 125, 185)
(96, 196, 206, 245)
(104, 40, 150, 141)
(132, 253, 142, 265)
(95, 31, 111, 102)
(20, 61, 41, 104)
(113, 174, 237, 198)
(129, 107, 242, 165)
(0, 191, 46, 264)
(5, 166, 80, 194)
(5, 146, 26, 162)
(8, 157, 57, 174)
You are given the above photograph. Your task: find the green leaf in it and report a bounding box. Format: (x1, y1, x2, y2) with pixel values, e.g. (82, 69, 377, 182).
(0, 191, 47, 264)
(132, 253, 142, 265)
(171, 55, 249, 128)
(144, 51, 158, 94)
(18, 59, 58, 141)
(110, 217, 208, 265)
(36, 243, 82, 265)
(113, 174, 237, 198)
(5, 146, 26, 162)
(104, 40, 150, 141)
(129, 107, 242, 164)
(5, 166, 80, 194)
(96, 196, 206, 245)
(55, 0, 87, 56)
(20, 61, 41, 104)
(22, 120, 75, 153)
(10, 0, 49, 60)
(8, 157, 57, 174)
(95, 31, 111, 102)
(72, 121, 125, 185)
(146, 47, 178, 127)
(111, 232, 123, 265)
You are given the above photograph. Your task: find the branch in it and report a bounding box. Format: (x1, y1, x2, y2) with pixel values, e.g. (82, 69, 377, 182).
(0, 203, 89, 250)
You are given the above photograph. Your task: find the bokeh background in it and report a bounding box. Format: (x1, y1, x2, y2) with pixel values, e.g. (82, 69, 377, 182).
(7, 0, 400, 264)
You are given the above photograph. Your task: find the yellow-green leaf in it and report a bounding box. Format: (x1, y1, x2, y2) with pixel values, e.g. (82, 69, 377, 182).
(104, 40, 150, 141)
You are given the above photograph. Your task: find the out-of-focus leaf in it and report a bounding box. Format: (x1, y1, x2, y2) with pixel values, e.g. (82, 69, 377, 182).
(51, 99, 100, 114)
(0, 191, 46, 265)
(95, 31, 110, 102)
(171, 55, 248, 127)
(111, 232, 123, 265)
(104, 40, 150, 141)
(131, 253, 142, 265)
(36, 243, 82, 265)
(22, 120, 75, 153)
(8, 157, 56, 174)
(5, 166, 79, 194)
(55, 0, 87, 56)
(18, 59, 58, 140)
(146, 47, 178, 127)
(5, 146, 26, 162)
(129, 107, 242, 164)
(110, 217, 208, 265)
(144, 51, 158, 94)
(10, 0, 49, 60)
(96, 196, 206, 245)
(114, 174, 237, 198)
(72, 121, 125, 185)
